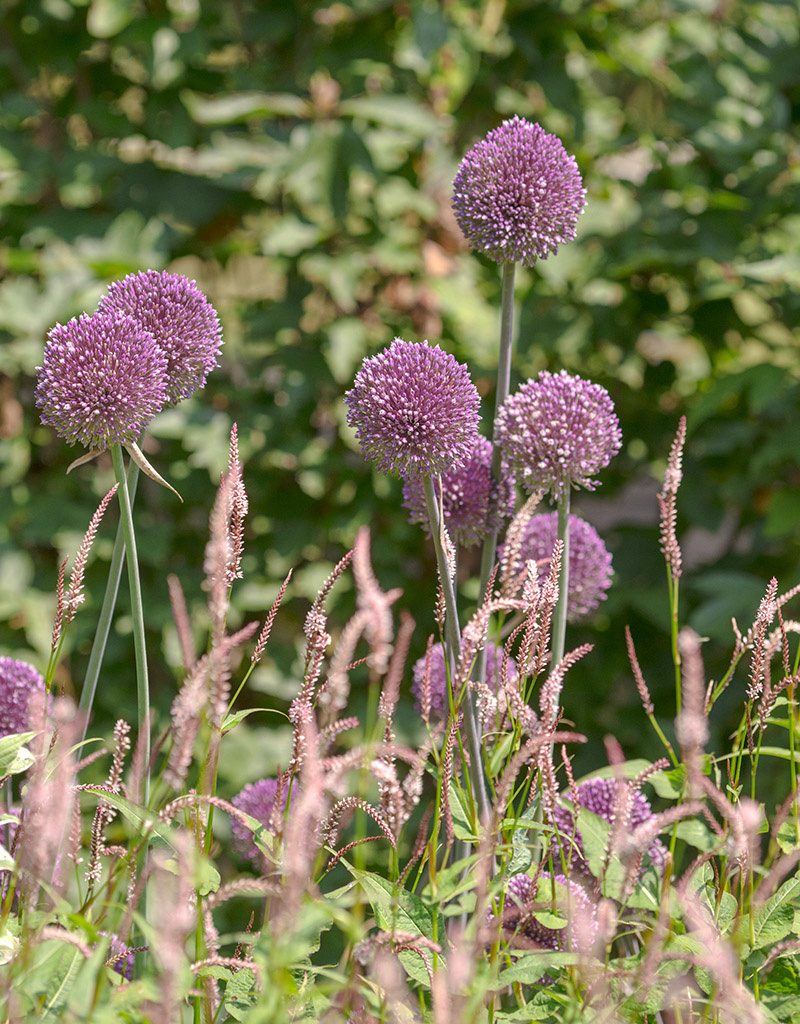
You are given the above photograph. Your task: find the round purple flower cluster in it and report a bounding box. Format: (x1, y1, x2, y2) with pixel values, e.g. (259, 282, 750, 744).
(495, 370, 621, 502)
(0, 657, 46, 738)
(501, 871, 597, 952)
(36, 271, 222, 450)
(402, 437, 515, 547)
(345, 339, 481, 480)
(452, 116, 586, 267)
(411, 641, 517, 721)
(506, 512, 613, 622)
(231, 778, 288, 863)
(551, 777, 667, 878)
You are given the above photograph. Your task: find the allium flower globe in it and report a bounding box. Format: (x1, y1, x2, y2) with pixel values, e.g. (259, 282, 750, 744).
(402, 437, 515, 547)
(551, 777, 668, 878)
(452, 116, 586, 266)
(501, 872, 597, 951)
(495, 370, 622, 501)
(35, 313, 169, 450)
(98, 270, 223, 405)
(0, 657, 47, 738)
(505, 512, 613, 622)
(411, 641, 517, 721)
(231, 778, 288, 862)
(345, 339, 481, 479)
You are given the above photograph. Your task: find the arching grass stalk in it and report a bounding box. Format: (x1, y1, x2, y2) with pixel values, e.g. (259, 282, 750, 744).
(550, 490, 571, 669)
(78, 460, 140, 744)
(423, 475, 490, 824)
(109, 444, 150, 806)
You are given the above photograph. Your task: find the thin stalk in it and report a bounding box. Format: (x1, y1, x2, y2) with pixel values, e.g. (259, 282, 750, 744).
(550, 490, 571, 669)
(669, 570, 682, 714)
(110, 444, 150, 806)
(423, 475, 490, 823)
(79, 460, 140, 744)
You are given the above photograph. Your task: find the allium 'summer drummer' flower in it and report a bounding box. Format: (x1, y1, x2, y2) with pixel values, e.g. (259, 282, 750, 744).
(452, 116, 586, 267)
(551, 777, 668, 878)
(501, 872, 598, 952)
(0, 657, 47, 738)
(411, 641, 517, 721)
(505, 512, 613, 622)
(495, 370, 621, 502)
(35, 313, 168, 450)
(98, 270, 223, 405)
(345, 339, 481, 480)
(231, 778, 288, 863)
(402, 437, 515, 547)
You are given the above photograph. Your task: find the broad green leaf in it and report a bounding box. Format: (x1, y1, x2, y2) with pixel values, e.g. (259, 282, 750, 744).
(77, 787, 179, 850)
(495, 952, 579, 987)
(38, 943, 84, 1021)
(750, 876, 800, 950)
(0, 731, 36, 776)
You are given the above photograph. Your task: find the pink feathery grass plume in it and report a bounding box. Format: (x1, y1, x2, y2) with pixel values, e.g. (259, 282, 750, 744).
(502, 512, 613, 622)
(345, 338, 481, 480)
(495, 369, 621, 502)
(452, 116, 586, 266)
(98, 269, 222, 405)
(402, 436, 515, 547)
(0, 657, 47, 738)
(35, 313, 168, 450)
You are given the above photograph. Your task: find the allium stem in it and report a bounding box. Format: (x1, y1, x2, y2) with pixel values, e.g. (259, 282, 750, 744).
(551, 489, 571, 668)
(79, 461, 140, 744)
(422, 475, 490, 823)
(110, 444, 150, 805)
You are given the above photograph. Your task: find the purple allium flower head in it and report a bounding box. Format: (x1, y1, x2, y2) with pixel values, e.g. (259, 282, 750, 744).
(552, 777, 668, 878)
(231, 778, 288, 863)
(402, 437, 515, 547)
(495, 370, 621, 502)
(452, 116, 586, 267)
(35, 313, 169, 449)
(345, 339, 481, 480)
(97, 270, 223, 405)
(505, 512, 613, 622)
(101, 933, 135, 980)
(502, 872, 598, 952)
(0, 658, 46, 738)
(411, 641, 516, 721)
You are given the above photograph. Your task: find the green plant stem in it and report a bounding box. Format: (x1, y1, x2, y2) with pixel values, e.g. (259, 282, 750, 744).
(110, 444, 150, 806)
(78, 460, 140, 744)
(669, 570, 682, 714)
(423, 475, 490, 824)
(550, 490, 571, 669)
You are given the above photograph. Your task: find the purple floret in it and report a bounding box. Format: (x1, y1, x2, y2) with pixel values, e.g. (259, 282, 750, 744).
(0, 658, 47, 738)
(411, 641, 517, 721)
(231, 778, 288, 863)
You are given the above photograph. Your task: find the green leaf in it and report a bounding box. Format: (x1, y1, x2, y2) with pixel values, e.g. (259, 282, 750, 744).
(38, 944, 84, 1021)
(751, 876, 800, 950)
(0, 731, 36, 776)
(495, 952, 579, 987)
(221, 707, 287, 734)
(77, 787, 179, 850)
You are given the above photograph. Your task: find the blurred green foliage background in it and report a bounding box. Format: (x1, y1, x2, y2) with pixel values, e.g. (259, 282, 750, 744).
(2, 0, 800, 783)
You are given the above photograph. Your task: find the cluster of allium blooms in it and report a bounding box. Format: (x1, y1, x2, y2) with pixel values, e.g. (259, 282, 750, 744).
(504, 512, 613, 622)
(452, 116, 586, 267)
(344, 339, 480, 480)
(411, 641, 517, 721)
(402, 437, 515, 547)
(501, 872, 598, 952)
(0, 657, 46, 738)
(551, 777, 668, 878)
(36, 271, 222, 450)
(231, 778, 288, 863)
(495, 370, 622, 502)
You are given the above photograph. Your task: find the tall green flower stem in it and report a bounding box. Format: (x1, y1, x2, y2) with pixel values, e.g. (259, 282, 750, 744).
(109, 444, 150, 805)
(550, 490, 571, 669)
(78, 460, 140, 744)
(423, 475, 490, 824)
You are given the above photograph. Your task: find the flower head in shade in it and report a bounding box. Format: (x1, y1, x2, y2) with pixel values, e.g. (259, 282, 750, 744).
(452, 116, 586, 267)
(411, 641, 516, 721)
(0, 658, 47, 738)
(35, 313, 168, 450)
(231, 778, 288, 863)
(97, 270, 222, 405)
(345, 339, 481, 480)
(501, 872, 598, 954)
(495, 370, 621, 502)
(402, 437, 515, 547)
(504, 512, 612, 622)
(551, 777, 667, 879)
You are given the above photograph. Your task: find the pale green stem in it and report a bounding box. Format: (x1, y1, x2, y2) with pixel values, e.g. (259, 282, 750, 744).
(109, 444, 150, 806)
(78, 460, 140, 744)
(422, 475, 490, 824)
(550, 489, 571, 669)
